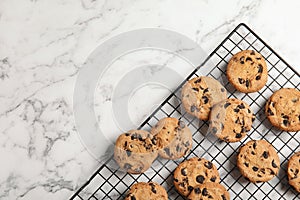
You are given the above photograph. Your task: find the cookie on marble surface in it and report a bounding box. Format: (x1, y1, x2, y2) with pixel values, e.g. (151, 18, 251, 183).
(151, 117, 192, 160)
(209, 98, 255, 142)
(125, 182, 168, 200)
(181, 76, 227, 120)
(114, 130, 158, 174)
(265, 88, 300, 132)
(287, 151, 300, 193)
(173, 157, 220, 196)
(187, 182, 230, 200)
(227, 50, 268, 93)
(237, 140, 280, 183)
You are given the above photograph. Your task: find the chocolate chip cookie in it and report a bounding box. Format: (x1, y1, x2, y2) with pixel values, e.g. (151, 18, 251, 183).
(265, 88, 300, 132)
(181, 76, 227, 120)
(209, 98, 255, 142)
(151, 117, 192, 160)
(287, 152, 300, 192)
(227, 50, 268, 93)
(125, 182, 168, 200)
(237, 140, 280, 183)
(114, 130, 158, 174)
(187, 182, 230, 200)
(173, 157, 220, 196)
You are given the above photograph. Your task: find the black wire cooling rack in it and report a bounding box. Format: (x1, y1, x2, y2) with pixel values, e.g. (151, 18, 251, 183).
(70, 23, 300, 200)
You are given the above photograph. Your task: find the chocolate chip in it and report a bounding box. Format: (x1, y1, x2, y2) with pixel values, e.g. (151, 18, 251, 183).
(220, 123, 224, 130)
(292, 98, 299, 103)
(196, 175, 205, 184)
(131, 196, 136, 200)
(188, 186, 194, 191)
(283, 119, 289, 126)
(194, 187, 201, 194)
(211, 127, 217, 134)
(256, 76, 261, 80)
(205, 161, 213, 169)
(124, 163, 132, 170)
(270, 170, 275, 175)
(240, 56, 245, 64)
(151, 138, 157, 145)
(181, 168, 187, 176)
(267, 108, 274, 116)
(238, 78, 245, 84)
(192, 87, 199, 92)
(194, 78, 201, 83)
(191, 105, 197, 112)
(222, 194, 227, 200)
(244, 162, 249, 167)
(252, 117, 255, 122)
(272, 160, 278, 168)
(176, 145, 181, 152)
(203, 88, 209, 93)
(241, 127, 246, 133)
(216, 113, 220, 119)
(258, 174, 262, 177)
(184, 141, 190, 147)
(245, 79, 250, 88)
(221, 88, 225, 92)
(251, 151, 256, 155)
(258, 64, 263, 73)
(131, 134, 138, 140)
(248, 109, 251, 113)
(299, 115, 300, 121)
(202, 96, 209, 104)
(234, 108, 240, 113)
(253, 141, 257, 149)
(125, 133, 130, 136)
(224, 102, 231, 108)
(210, 176, 216, 182)
(246, 57, 252, 62)
(236, 133, 242, 138)
(256, 57, 261, 60)
(174, 178, 179, 182)
(283, 115, 289, 119)
(238, 104, 245, 109)
(126, 150, 132, 157)
(149, 183, 157, 194)
(202, 188, 208, 196)
(250, 50, 255, 55)
(263, 151, 269, 159)
(252, 166, 258, 171)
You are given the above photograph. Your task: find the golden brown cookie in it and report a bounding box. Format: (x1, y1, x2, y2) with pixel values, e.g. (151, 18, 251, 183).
(114, 130, 158, 174)
(209, 98, 255, 142)
(125, 182, 168, 200)
(151, 117, 193, 160)
(181, 76, 227, 120)
(173, 157, 220, 196)
(187, 182, 230, 200)
(265, 88, 300, 132)
(227, 50, 268, 93)
(287, 151, 300, 192)
(237, 140, 280, 183)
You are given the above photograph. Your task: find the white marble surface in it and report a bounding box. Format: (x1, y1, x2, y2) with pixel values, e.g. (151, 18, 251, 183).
(0, 0, 300, 199)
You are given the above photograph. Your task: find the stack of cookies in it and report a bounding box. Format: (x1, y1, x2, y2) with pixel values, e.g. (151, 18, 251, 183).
(114, 117, 193, 174)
